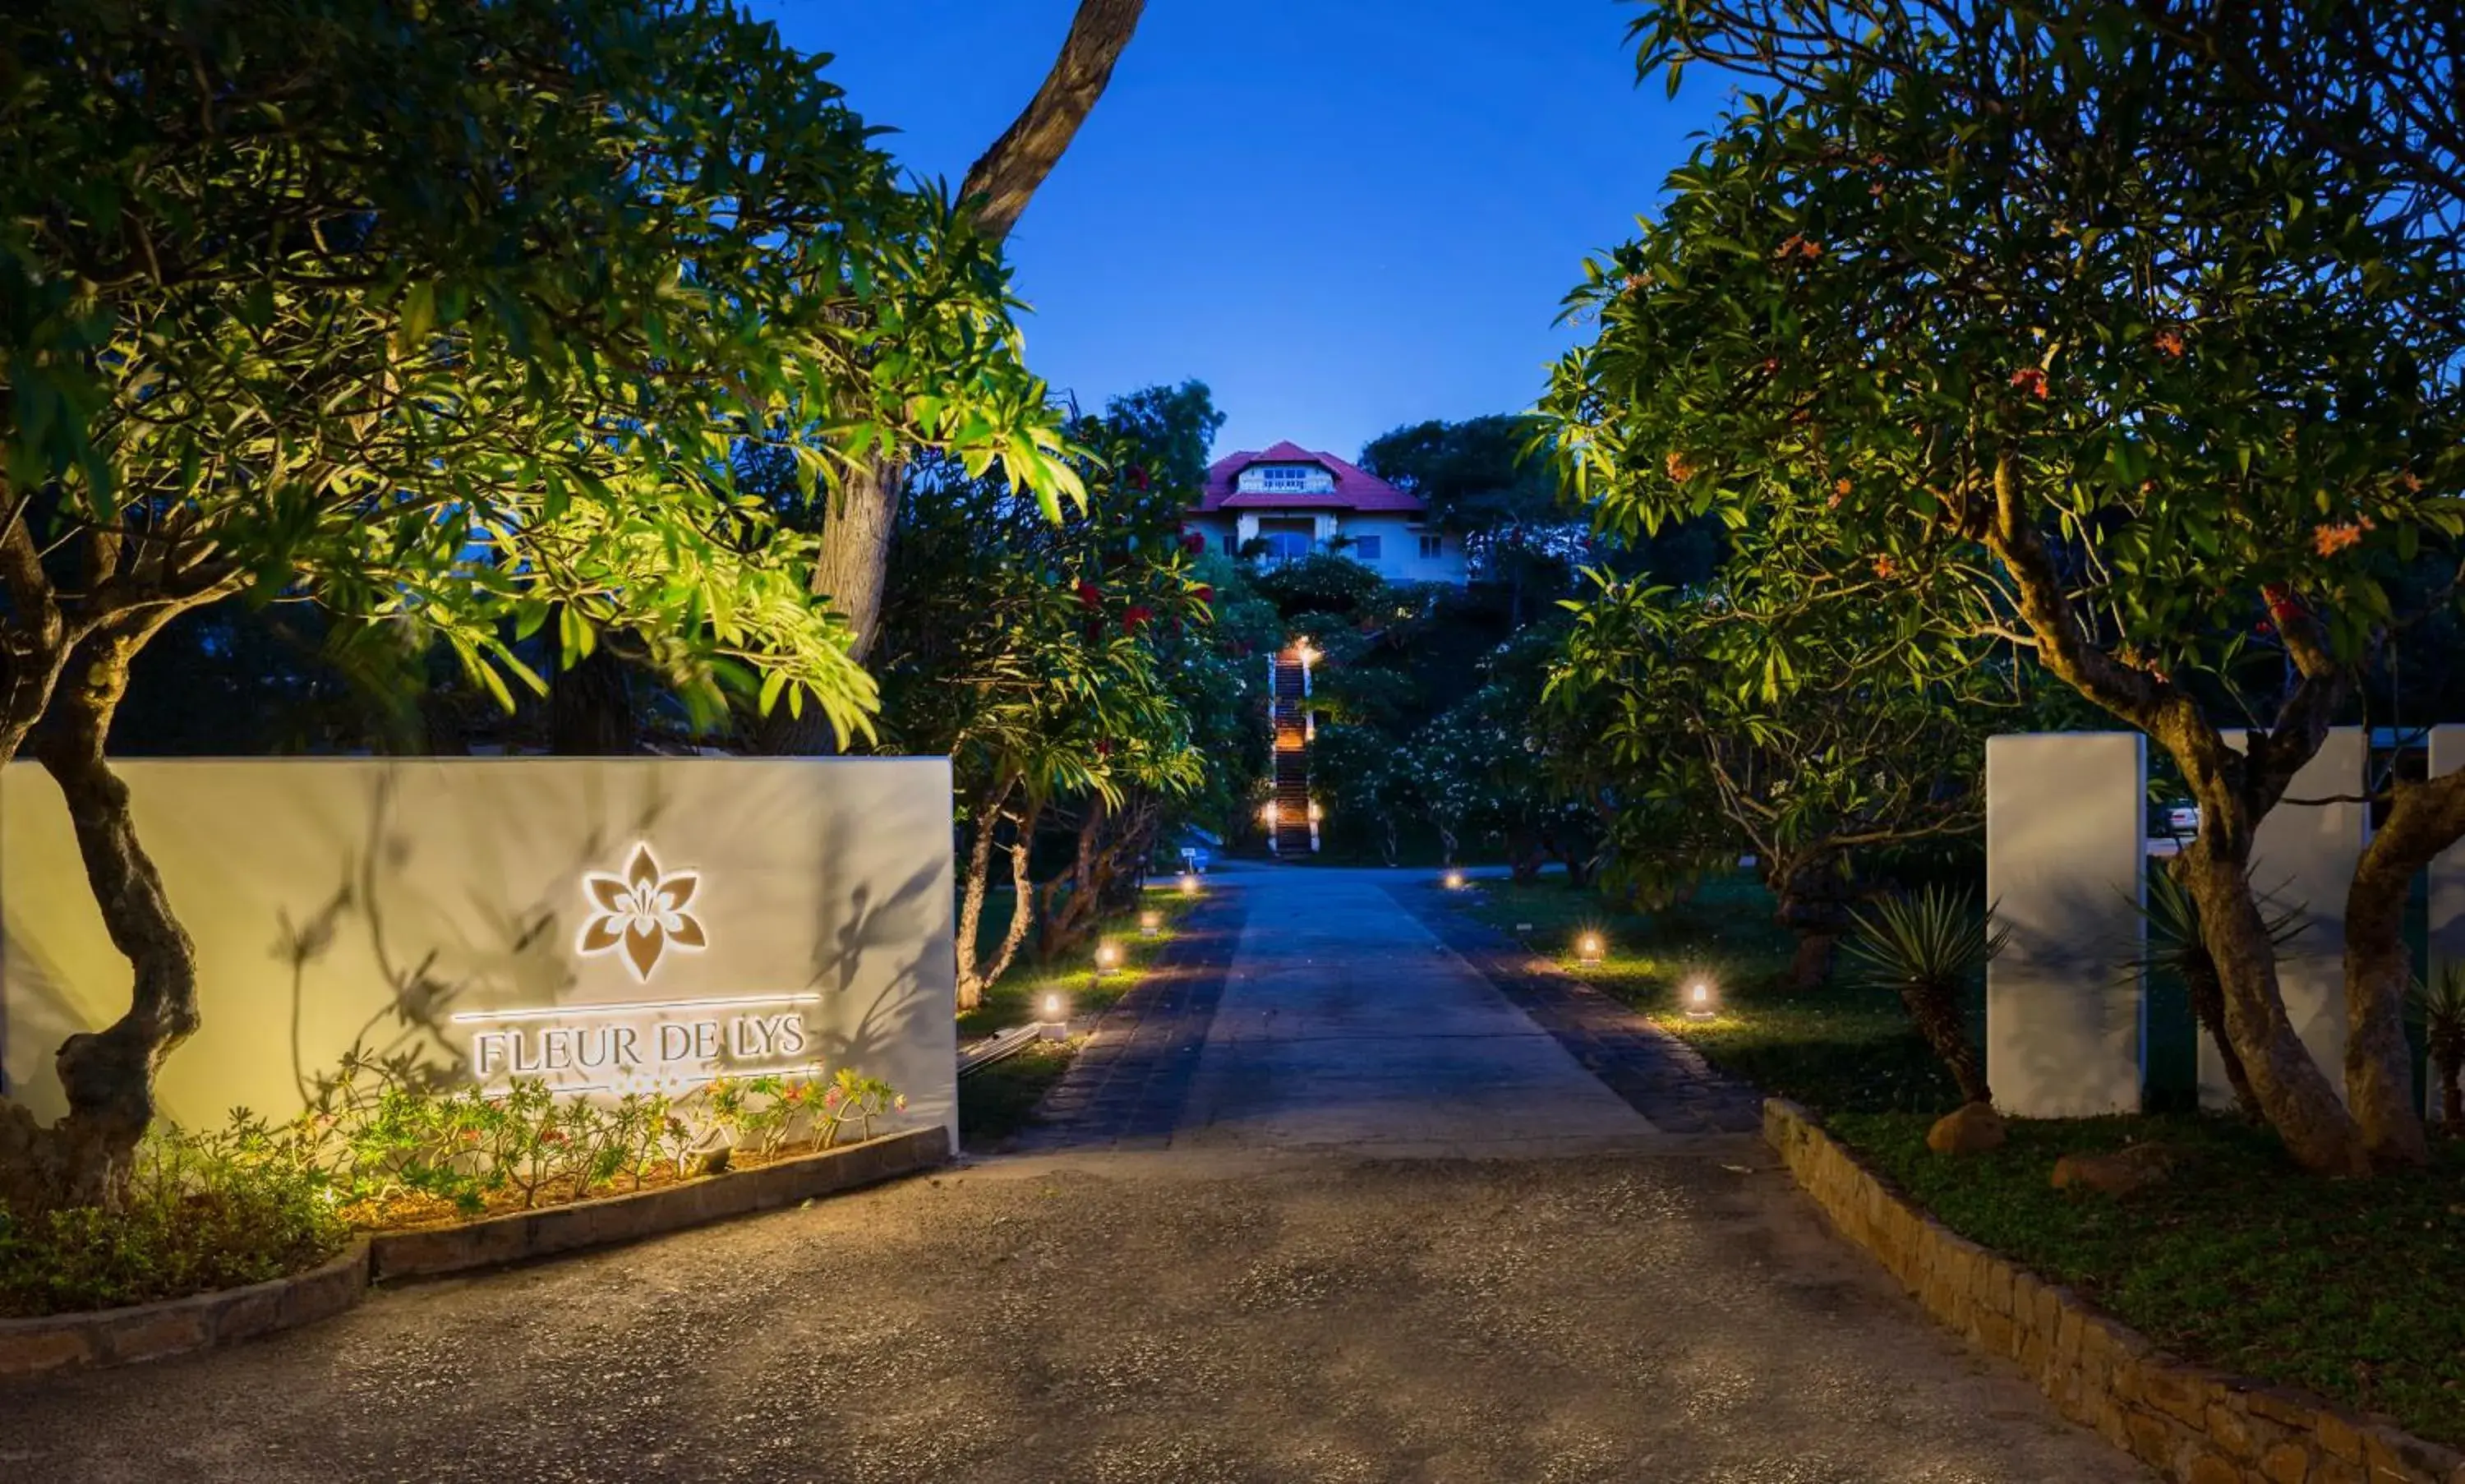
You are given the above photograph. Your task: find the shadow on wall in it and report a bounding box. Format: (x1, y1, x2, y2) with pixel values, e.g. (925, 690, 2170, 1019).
(2, 758, 956, 1127)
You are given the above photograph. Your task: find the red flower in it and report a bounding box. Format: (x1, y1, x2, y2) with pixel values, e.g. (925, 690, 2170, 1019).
(1123, 604, 1154, 632)
(2009, 366, 2048, 399)
(2254, 620, 2275, 638)
(541, 1129, 567, 1145)
(1182, 532, 1206, 555)
(1194, 585, 1214, 606)
(2154, 328, 2186, 358)
(2262, 583, 2304, 620)
(1076, 580, 1101, 610)
(1128, 465, 1150, 491)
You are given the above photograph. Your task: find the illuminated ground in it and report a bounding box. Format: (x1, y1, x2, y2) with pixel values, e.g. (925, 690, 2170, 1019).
(0, 867, 2148, 1482)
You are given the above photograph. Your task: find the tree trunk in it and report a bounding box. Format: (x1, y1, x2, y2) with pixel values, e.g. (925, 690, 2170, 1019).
(980, 804, 1039, 994)
(2341, 771, 2465, 1164)
(25, 618, 199, 1210)
(954, 780, 1013, 1010)
(1773, 854, 1850, 990)
(1900, 983, 1989, 1104)
(2182, 953, 2265, 1120)
(2177, 834, 2373, 1177)
(777, 2, 1147, 758)
(1435, 821, 1458, 866)
(551, 632, 634, 756)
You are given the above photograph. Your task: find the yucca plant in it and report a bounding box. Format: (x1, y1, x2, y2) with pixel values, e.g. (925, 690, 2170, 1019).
(2413, 965, 2465, 1131)
(1842, 885, 2007, 1105)
(2119, 869, 2304, 1122)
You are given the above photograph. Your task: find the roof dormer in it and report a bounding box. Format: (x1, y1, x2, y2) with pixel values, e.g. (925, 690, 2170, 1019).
(1235, 462, 1336, 495)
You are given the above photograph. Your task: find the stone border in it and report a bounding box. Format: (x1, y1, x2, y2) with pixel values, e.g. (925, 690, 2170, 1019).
(371, 1124, 949, 1281)
(1764, 1099, 2465, 1484)
(1, 1125, 948, 1381)
(0, 1242, 368, 1382)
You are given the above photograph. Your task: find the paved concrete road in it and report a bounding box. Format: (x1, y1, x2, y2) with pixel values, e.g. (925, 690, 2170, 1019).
(0, 866, 2149, 1483)
(1178, 869, 1661, 1157)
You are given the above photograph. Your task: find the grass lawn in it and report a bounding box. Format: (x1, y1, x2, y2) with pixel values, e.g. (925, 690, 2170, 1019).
(1455, 870, 1967, 1115)
(1831, 1110, 2465, 1448)
(1462, 866, 2465, 1448)
(955, 879, 1206, 1146)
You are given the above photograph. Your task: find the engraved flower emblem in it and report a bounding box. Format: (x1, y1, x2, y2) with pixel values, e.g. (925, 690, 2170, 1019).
(578, 844, 705, 980)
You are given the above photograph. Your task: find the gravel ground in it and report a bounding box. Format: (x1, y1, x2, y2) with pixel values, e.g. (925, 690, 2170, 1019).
(0, 1145, 2148, 1483)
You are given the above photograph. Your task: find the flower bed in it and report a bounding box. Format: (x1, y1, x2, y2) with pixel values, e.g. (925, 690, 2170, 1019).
(2, 1062, 909, 1321)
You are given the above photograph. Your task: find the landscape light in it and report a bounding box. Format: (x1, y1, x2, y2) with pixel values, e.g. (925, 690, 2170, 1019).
(1685, 980, 1717, 1021)
(1178, 873, 1200, 895)
(1443, 869, 1464, 890)
(1043, 992, 1066, 1021)
(1094, 941, 1122, 977)
(1140, 909, 1161, 937)
(1577, 932, 1605, 965)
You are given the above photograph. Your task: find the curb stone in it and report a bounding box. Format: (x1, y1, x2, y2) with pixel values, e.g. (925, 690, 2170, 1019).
(1764, 1098, 2465, 1484)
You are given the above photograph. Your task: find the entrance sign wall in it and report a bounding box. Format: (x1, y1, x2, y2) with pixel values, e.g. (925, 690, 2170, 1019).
(1985, 732, 2147, 1117)
(2201, 727, 2368, 1110)
(2432, 726, 2465, 1122)
(0, 758, 957, 1147)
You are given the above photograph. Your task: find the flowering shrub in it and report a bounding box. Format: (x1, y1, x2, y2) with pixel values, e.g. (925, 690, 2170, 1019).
(0, 1118, 348, 1317)
(297, 1056, 910, 1218)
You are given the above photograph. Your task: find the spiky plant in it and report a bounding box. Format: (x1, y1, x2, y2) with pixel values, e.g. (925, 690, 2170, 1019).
(1842, 885, 2007, 1106)
(2412, 965, 2465, 1131)
(2119, 869, 2304, 1121)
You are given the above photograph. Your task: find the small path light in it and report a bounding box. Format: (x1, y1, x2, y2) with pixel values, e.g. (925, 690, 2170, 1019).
(1443, 869, 1465, 890)
(1094, 941, 1123, 979)
(1576, 932, 1605, 966)
(1684, 979, 1718, 1021)
(1140, 909, 1162, 938)
(1177, 872, 1200, 896)
(1042, 991, 1067, 1022)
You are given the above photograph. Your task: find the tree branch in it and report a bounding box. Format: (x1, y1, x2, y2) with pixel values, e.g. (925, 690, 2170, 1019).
(959, 0, 1146, 245)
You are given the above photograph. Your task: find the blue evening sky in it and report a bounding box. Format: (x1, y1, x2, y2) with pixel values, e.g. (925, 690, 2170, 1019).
(753, 1, 1726, 460)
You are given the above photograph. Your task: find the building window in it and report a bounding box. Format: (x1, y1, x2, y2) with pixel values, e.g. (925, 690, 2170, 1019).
(1259, 465, 1312, 491)
(1418, 533, 1443, 560)
(1264, 529, 1312, 563)
(1352, 535, 1382, 561)
(1223, 532, 1237, 555)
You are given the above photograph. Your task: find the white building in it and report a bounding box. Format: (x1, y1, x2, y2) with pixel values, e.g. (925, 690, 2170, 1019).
(1184, 440, 1467, 585)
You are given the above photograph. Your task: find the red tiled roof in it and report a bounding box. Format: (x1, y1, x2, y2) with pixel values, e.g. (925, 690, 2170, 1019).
(1194, 441, 1425, 514)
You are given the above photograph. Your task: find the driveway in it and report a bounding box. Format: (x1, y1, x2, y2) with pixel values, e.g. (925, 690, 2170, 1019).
(0, 866, 2147, 1483)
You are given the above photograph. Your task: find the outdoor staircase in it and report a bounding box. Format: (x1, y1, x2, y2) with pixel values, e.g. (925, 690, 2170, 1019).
(1269, 648, 1316, 854)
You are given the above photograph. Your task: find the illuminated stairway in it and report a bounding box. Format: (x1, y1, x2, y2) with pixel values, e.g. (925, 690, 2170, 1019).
(1269, 647, 1316, 854)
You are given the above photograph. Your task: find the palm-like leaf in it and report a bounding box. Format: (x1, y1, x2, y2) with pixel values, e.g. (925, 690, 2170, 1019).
(1842, 885, 2010, 995)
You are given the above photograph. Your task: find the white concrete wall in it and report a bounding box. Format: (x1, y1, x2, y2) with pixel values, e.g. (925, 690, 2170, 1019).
(2200, 727, 2366, 1108)
(2430, 726, 2465, 1121)
(1987, 732, 2146, 1117)
(1183, 509, 1467, 584)
(1, 758, 957, 1146)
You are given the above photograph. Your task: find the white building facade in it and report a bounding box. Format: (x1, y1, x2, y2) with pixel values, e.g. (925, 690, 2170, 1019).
(1184, 440, 1467, 585)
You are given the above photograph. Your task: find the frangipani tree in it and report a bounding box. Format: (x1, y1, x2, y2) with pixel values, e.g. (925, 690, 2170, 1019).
(1546, 1, 2465, 1172)
(0, 0, 1080, 1207)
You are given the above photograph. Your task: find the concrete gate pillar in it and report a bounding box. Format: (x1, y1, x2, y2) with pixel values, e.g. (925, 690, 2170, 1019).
(1986, 732, 2146, 1117)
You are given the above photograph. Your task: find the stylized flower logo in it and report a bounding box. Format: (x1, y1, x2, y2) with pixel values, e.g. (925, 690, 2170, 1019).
(578, 844, 706, 981)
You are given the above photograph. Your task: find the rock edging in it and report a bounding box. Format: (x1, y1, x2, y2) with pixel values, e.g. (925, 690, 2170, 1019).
(1, 1124, 951, 1381)
(370, 1124, 949, 1281)
(0, 1242, 368, 1382)
(1763, 1099, 2465, 1484)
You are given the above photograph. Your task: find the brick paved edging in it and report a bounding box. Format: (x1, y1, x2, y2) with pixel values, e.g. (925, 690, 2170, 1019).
(1765, 1099, 2465, 1484)
(1385, 883, 1763, 1135)
(371, 1125, 949, 1280)
(0, 1242, 367, 1381)
(1, 1126, 947, 1381)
